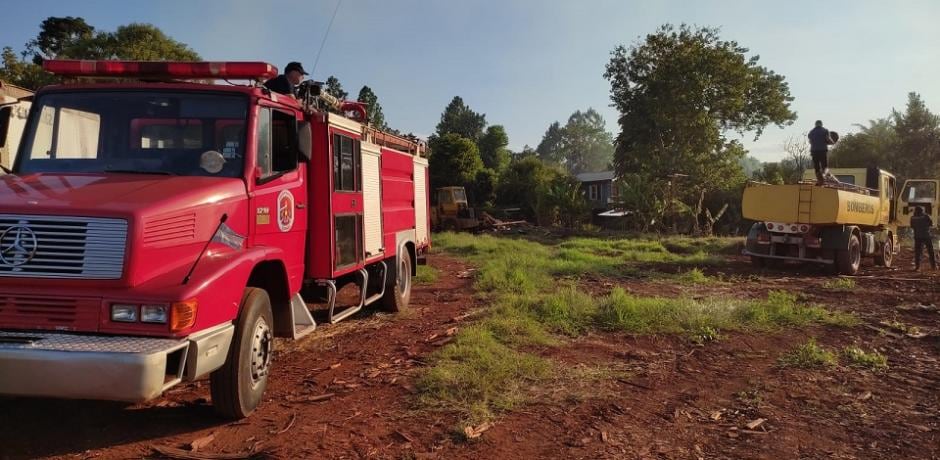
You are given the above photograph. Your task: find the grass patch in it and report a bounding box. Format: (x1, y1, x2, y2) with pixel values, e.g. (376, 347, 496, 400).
(842, 346, 888, 370)
(596, 289, 857, 338)
(422, 232, 857, 424)
(415, 325, 551, 424)
(822, 278, 856, 290)
(415, 265, 439, 284)
(676, 268, 710, 284)
(779, 338, 838, 368)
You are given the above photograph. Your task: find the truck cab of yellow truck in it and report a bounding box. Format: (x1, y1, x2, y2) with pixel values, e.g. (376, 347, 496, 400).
(743, 167, 938, 275)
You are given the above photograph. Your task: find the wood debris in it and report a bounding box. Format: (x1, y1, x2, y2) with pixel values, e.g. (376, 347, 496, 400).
(744, 418, 766, 430)
(463, 422, 494, 439)
(189, 433, 215, 452)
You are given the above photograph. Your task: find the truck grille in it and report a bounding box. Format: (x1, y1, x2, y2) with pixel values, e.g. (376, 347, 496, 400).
(0, 214, 127, 279)
(0, 295, 100, 331)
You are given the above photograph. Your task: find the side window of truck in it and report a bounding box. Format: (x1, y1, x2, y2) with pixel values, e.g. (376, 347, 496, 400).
(256, 108, 298, 180)
(333, 133, 361, 191)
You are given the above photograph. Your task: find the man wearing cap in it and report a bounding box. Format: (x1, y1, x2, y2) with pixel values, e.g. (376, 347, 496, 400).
(263, 62, 308, 97)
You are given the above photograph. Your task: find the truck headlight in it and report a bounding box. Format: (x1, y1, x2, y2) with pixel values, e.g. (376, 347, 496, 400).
(111, 304, 138, 322)
(141, 304, 169, 323)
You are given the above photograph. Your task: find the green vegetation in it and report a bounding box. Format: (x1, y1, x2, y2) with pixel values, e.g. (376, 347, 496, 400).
(778, 338, 838, 368)
(419, 233, 856, 423)
(415, 265, 439, 285)
(676, 268, 710, 284)
(822, 278, 856, 290)
(842, 346, 888, 370)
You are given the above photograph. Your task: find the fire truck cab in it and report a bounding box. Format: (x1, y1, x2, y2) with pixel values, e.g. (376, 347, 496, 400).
(0, 60, 430, 418)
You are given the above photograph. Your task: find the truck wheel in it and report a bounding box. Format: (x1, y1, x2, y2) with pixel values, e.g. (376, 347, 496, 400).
(750, 256, 766, 268)
(836, 234, 862, 275)
(210, 288, 274, 419)
(442, 220, 458, 232)
(381, 252, 413, 312)
(874, 236, 894, 268)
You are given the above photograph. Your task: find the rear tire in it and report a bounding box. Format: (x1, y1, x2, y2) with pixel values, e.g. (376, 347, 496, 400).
(211, 288, 274, 419)
(836, 234, 862, 275)
(874, 236, 894, 268)
(381, 251, 413, 312)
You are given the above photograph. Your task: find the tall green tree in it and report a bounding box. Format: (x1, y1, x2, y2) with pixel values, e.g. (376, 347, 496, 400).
(357, 85, 386, 129)
(435, 96, 486, 141)
(0, 47, 56, 89)
(559, 108, 614, 174)
(604, 24, 795, 196)
(324, 76, 348, 100)
(536, 110, 615, 174)
(24, 16, 95, 63)
(536, 121, 565, 164)
(478, 125, 510, 171)
(2, 17, 199, 90)
(829, 118, 897, 171)
(428, 133, 483, 190)
(893, 92, 940, 179)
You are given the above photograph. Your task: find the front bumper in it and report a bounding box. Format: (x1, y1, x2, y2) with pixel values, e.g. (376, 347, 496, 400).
(0, 325, 232, 402)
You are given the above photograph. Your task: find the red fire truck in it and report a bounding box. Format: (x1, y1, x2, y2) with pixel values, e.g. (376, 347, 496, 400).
(0, 60, 431, 418)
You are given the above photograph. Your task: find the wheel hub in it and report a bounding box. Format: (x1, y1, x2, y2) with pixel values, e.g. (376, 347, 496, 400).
(249, 318, 272, 387)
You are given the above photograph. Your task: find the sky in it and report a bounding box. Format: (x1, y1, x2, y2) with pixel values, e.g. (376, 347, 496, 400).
(3, 0, 939, 162)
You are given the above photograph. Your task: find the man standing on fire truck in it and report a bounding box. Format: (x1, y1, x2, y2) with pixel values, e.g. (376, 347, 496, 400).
(264, 61, 308, 97)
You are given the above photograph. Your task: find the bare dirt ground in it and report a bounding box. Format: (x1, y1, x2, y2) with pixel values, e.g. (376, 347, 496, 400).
(1, 251, 939, 460)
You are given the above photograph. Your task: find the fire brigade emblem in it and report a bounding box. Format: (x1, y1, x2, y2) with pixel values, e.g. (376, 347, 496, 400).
(277, 190, 295, 232)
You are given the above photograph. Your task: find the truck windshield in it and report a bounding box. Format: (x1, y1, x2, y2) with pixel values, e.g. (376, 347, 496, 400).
(16, 91, 248, 178)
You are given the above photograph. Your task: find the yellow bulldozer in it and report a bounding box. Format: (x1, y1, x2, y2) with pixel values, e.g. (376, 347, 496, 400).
(742, 167, 938, 275)
(431, 186, 480, 231)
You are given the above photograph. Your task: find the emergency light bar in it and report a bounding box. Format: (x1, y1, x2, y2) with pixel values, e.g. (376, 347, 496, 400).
(42, 60, 279, 81)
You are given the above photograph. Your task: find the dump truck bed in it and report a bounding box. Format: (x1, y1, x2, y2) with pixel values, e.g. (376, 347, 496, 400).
(742, 182, 886, 226)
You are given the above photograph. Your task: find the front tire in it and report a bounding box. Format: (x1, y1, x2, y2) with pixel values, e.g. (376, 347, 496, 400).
(211, 288, 274, 419)
(874, 236, 894, 268)
(381, 251, 413, 312)
(836, 234, 862, 275)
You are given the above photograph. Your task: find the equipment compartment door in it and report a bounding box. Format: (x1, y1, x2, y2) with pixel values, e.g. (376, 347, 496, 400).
(331, 128, 364, 276)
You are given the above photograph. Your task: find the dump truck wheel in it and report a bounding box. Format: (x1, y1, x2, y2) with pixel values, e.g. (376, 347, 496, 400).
(381, 252, 412, 312)
(210, 288, 274, 419)
(836, 234, 861, 275)
(874, 236, 893, 268)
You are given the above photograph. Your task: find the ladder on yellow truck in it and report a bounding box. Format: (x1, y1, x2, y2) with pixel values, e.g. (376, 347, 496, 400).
(797, 184, 813, 223)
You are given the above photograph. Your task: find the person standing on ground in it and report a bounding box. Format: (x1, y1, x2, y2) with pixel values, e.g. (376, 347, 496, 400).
(263, 62, 308, 97)
(911, 206, 936, 271)
(808, 120, 835, 185)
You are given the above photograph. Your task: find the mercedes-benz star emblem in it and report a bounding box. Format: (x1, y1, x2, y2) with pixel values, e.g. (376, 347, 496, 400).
(0, 225, 39, 267)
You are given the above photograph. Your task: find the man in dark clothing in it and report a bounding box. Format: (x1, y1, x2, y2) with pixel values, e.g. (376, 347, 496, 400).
(808, 120, 835, 184)
(263, 62, 308, 97)
(911, 206, 936, 271)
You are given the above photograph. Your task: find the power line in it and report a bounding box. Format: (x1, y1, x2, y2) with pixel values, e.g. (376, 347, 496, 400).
(310, 0, 343, 78)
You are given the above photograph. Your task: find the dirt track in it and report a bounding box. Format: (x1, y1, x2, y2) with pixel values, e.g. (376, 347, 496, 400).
(1, 251, 939, 459)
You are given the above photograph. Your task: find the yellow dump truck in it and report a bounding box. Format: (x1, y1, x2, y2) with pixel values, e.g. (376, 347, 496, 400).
(742, 168, 938, 275)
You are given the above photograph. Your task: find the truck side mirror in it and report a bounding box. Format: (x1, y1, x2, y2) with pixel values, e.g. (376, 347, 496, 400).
(297, 120, 312, 161)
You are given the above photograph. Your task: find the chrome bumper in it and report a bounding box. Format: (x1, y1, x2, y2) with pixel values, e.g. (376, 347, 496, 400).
(0, 324, 233, 402)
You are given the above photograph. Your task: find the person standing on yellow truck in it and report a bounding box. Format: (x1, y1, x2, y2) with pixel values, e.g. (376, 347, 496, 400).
(808, 120, 836, 185)
(911, 206, 937, 271)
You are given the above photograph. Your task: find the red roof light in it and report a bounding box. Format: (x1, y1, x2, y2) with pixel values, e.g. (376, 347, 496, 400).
(42, 60, 278, 81)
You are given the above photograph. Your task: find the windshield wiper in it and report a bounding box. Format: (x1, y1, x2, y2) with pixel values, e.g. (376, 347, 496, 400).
(104, 168, 176, 176)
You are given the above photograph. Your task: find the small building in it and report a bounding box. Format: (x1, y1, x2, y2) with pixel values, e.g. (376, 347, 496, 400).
(576, 170, 619, 212)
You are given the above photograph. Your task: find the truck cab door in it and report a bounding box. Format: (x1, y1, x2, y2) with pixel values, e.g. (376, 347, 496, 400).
(249, 106, 309, 290)
(898, 179, 939, 227)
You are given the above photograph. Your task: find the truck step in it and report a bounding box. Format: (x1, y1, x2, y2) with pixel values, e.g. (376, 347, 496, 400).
(290, 293, 316, 339)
